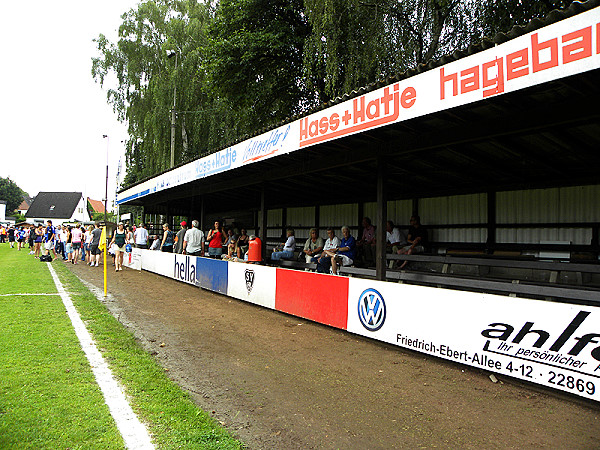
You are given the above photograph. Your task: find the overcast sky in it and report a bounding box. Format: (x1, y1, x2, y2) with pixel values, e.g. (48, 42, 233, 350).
(0, 1, 142, 208)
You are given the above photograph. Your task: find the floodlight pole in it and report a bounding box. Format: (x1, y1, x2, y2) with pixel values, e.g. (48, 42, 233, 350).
(168, 50, 178, 168)
(102, 134, 109, 297)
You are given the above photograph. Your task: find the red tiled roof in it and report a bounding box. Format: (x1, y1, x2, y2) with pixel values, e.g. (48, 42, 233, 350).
(87, 198, 105, 214)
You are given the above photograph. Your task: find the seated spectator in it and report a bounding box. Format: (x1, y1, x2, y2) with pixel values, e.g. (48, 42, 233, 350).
(317, 226, 356, 275)
(271, 228, 296, 261)
(386, 220, 407, 254)
(316, 227, 340, 273)
(356, 217, 376, 265)
(149, 235, 161, 251)
(236, 228, 250, 258)
(397, 215, 428, 268)
(302, 228, 324, 263)
(225, 228, 238, 257)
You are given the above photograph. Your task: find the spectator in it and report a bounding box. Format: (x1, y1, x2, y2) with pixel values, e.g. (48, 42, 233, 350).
(302, 228, 324, 263)
(207, 221, 225, 258)
(316, 228, 341, 273)
(16, 226, 26, 251)
(236, 228, 250, 259)
(182, 220, 205, 256)
(83, 225, 93, 263)
(110, 222, 128, 271)
(28, 225, 35, 253)
(174, 221, 188, 254)
(224, 228, 238, 257)
(386, 220, 407, 254)
(356, 217, 376, 265)
(7, 225, 15, 248)
(70, 223, 83, 264)
(149, 235, 161, 251)
(44, 220, 58, 260)
(89, 223, 102, 266)
(318, 226, 356, 275)
(134, 222, 149, 249)
(65, 226, 73, 263)
(160, 223, 174, 253)
(397, 215, 429, 269)
(271, 228, 295, 261)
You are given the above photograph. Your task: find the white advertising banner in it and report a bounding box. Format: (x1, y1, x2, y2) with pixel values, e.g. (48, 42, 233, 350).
(123, 248, 142, 270)
(117, 7, 600, 206)
(347, 278, 600, 401)
(227, 262, 276, 310)
(173, 254, 198, 286)
(139, 250, 175, 278)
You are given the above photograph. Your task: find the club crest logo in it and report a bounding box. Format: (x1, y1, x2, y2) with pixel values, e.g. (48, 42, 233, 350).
(358, 288, 386, 332)
(245, 269, 255, 294)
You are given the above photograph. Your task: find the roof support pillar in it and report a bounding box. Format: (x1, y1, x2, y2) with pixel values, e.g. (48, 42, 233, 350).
(376, 158, 387, 281)
(259, 185, 268, 262)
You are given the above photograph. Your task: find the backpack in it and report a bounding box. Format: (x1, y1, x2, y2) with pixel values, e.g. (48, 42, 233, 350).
(40, 255, 52, 262)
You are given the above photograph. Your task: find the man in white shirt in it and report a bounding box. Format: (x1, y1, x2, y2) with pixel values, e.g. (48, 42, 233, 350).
(182, 220, 205, 256)
(317, 227, 341, 273)
(134, 223, 149, 249)
(386, 220, 406, 253)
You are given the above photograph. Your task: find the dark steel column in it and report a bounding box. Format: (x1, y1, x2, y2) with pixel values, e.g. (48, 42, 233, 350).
(376, 158, 387, 281)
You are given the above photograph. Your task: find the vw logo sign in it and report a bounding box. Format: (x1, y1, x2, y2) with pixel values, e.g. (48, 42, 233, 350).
(358, 288, 386, 332)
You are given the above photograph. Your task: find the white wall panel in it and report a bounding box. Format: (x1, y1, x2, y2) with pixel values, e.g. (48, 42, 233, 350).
(320, 204, 358, 228)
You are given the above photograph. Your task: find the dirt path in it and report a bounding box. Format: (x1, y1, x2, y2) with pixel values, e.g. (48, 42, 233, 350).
(66, 260, 599, 449)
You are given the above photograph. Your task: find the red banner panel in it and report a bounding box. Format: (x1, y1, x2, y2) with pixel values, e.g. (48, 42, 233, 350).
(275, 269, 349, 330)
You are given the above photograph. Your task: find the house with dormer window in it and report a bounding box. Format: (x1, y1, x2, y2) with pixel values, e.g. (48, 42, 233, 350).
(25, 192, 91, 225)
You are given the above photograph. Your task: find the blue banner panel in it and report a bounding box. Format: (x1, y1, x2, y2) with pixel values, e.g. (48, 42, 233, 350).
(196, 257, 228, 294)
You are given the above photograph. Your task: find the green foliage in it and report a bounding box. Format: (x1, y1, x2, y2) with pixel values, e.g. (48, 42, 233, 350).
(91, 211, 118, 222)
(94, 0, 577, 187)
(0, 177, 27, 213)
(206, 0, 311, 130)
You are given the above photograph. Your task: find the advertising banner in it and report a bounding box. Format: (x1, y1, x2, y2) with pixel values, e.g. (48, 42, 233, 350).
(196, 257, 228, 294)
(173, 254, 198, 286)
(275, 269, 349, 330)
(123, 248, 142, 270)
(118, 7, 600, 206)
(347, 278, 600, 401)
(139, 250, 174, 278)
(227, 262, 276, 309)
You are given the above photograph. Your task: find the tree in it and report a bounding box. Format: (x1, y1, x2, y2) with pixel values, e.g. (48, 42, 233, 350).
(205, 0, 311, 131)
(0, 177, 27, 213)
(92, 0, 218, 184)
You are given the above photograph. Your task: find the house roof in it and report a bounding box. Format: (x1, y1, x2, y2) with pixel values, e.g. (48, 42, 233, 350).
(18, 200, 29, 211)
(25, 192, 83, 219)
(87, 198, 105, 214)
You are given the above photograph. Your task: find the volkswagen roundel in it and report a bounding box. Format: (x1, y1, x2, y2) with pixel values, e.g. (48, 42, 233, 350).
(358, 288, 386, 331)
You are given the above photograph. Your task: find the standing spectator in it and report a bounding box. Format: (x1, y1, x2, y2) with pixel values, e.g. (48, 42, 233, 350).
(182, 220, 205, 256)
(33, 224, 44, 258)
(174, 221, 188, 254)
(207, 221, 225, 258)
(16, 226, 26, 251)
(110, 222, 128, 271)
(83, 225, 93, 263)
(134, 223, 149, 249)
(7, 225, 15, 248)
(70, 223, 83, 264)
(160, 223, 174, 252)
(0, 225, 5, 243)
(28, 225, 35, 253)
(89, 223, 102, 267)
(44, 220, 58, 260)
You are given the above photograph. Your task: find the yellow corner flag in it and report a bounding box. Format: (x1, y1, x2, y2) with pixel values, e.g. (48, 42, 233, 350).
(99, 226, 107, 251)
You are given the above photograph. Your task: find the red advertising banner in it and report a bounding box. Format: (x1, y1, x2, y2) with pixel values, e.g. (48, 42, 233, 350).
(275, 269, 349, 330)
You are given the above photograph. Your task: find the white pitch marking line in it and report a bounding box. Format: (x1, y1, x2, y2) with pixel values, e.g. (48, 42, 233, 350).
(46, 263, 154, 450)
(0, 293, 59, 296)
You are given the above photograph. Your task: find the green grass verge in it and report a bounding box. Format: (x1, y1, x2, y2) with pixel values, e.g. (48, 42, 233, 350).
(0, 244, 243, 449)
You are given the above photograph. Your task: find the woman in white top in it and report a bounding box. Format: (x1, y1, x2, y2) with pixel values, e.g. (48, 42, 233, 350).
(83, 225, 93, 264)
